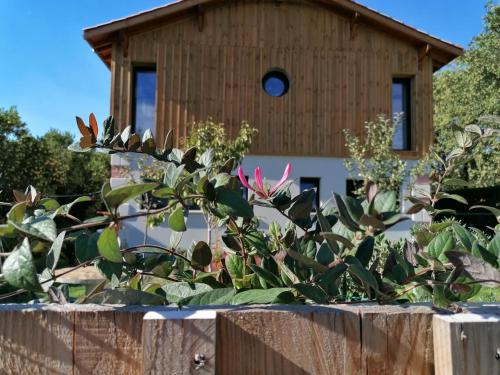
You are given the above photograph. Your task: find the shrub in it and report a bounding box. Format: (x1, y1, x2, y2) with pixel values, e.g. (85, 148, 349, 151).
(0, 114, 498, 307)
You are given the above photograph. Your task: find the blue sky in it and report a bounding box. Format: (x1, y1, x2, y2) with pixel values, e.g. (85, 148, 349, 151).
(0, 0, 495, 137)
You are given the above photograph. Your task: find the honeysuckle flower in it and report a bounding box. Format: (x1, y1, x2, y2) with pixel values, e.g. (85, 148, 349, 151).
(238, 163, 291, 199)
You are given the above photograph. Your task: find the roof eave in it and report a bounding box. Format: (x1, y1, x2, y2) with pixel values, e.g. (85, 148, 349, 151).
(83, 0, 464, 69)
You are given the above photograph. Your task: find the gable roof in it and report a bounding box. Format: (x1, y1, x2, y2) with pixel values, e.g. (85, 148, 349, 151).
(84, 0, 463, 69)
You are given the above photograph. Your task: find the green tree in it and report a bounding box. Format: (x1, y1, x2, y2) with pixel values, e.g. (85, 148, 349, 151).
(182, 118, 257, 168)
(343, 114, 407, 196)
(0, 107, 110, 201)
(433, 3, 500, 187)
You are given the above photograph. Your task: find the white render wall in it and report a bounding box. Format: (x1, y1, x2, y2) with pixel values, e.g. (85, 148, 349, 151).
(111, 154, 422, 250)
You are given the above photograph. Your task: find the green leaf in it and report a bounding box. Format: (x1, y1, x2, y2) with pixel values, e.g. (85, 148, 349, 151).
(472, 241, 498, 268)
(85, 288, 165, 305)
(215, 188, 254, 218)
(97, 227, 122, 263)
(162, 282, 212, 304)
(152, 186, 176, 199)
(95, 259, 122, 281)
(244, 230, 271, 256)
(318, 263, 348, 296)
(179, 288, 237, 306)
(315, 242, 335, 265)
(226, 253, 244, 279)
(288, 189, 316, 228)
(452, 224, 474, 251)
(442, 178, 470, 188)
(0, 223, 16, 237)
(75, 233, 99, 263)
(7, 202, 26, 223)
(320, 232, 354, 249)
(355, 236, 375, 267)
(52, 196, 92, 218)
(317, 211, 340, 255)
(333, 193, 360, 231)
(39, 198, 60, 211)
(345, 256, 379, 294)
(488, 234, 500, 259)
(151, 261, 174, 278)
(293, 283, 328, 303)
(105, 182, 159, 209)
(46, 231, 65, 271)
(2, 238, 42, 292)
(191, 241, 212, 270)
(231, 288, 294, 305)
(10, 216, 57, 242)
(436, 192, 468, 205)
(373, 191, 397, 213)
(168, 207, 186, 232)
(286, 249, 328, 273)
(249, 264, 283, 288)
(427, 231, 455, 262)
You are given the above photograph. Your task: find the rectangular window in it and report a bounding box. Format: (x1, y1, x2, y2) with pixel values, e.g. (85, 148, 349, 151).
(132, 67, 156, 136)
(300, 177, 320, 209)
(392, 78, 412, 151)
(346, 179, 363, 198)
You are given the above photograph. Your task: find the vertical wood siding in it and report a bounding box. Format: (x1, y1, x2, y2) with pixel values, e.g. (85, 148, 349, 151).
(110, 0, 433, 158)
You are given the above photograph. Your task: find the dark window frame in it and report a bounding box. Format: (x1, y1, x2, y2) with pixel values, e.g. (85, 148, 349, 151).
(392, 77, 413, 151)
(300, 177, 321, 210)
(346, 179, 363, 198)
(131, 65, 157, 135)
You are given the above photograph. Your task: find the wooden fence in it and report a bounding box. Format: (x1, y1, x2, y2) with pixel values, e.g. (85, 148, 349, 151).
(0, 303, 497, 374)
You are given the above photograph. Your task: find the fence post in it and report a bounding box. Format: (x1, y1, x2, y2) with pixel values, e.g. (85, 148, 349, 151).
(433, 312, 500, 375)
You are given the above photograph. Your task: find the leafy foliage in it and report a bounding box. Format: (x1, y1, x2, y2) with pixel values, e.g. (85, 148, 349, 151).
(0, 107, 110, 202)
(0, 114, 498, 307)
(344, 115, 407, 196)
(433, 4, 500, 188)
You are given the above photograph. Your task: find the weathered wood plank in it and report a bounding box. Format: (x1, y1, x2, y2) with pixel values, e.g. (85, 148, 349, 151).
(0, 308, 73, 375)
(433, 312, 500, 375)
(142, 310, 217, 375)
(73, 310, 144, 375)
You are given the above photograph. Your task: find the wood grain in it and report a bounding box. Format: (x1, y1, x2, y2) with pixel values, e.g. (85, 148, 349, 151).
(0, 309, 73, 375)
(108, 0, 435, 158)
(142, 311, 217, 375)
(433, 312, 500, 375)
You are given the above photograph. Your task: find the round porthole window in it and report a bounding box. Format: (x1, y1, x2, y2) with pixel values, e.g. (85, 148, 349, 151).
(262, 69, 290, 97)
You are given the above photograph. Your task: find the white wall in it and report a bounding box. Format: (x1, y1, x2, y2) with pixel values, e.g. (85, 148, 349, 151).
(111, 154, 423, 249)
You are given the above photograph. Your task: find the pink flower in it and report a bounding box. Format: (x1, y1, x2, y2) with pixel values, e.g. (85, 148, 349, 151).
(238, 163, 291, 199)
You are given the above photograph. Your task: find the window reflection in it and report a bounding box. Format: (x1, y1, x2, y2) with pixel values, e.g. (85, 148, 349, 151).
(392, 78, 412, 150)
(133, 68, 156, 136)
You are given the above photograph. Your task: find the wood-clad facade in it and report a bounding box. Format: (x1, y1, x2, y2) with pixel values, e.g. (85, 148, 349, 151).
(85, 0, 462, 158)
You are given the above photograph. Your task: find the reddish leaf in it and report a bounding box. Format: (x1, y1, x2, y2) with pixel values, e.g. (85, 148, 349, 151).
(89, 113, 99, 138)
(76, 116, 91, 137)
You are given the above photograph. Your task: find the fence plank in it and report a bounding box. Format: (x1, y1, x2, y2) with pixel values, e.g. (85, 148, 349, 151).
(433, 312, 500, 375)
(142, 310, 217, 375)
(0, 303, 497, 375)
(0, 308, 73, 375)
(73, 310, 145, 374)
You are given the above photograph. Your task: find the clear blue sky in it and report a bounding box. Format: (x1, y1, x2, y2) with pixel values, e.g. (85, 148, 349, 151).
(0, 0, 495, 137)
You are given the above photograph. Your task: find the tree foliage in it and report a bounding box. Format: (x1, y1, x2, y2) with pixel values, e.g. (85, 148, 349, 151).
(343, 115, 407, 195)
(182, 118, 257, 168)
(0, 107, 110, 202)
(433, 3, 500, 187)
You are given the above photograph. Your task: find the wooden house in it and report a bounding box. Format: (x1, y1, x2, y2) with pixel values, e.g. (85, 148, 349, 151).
(84, 0, 462, 244)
